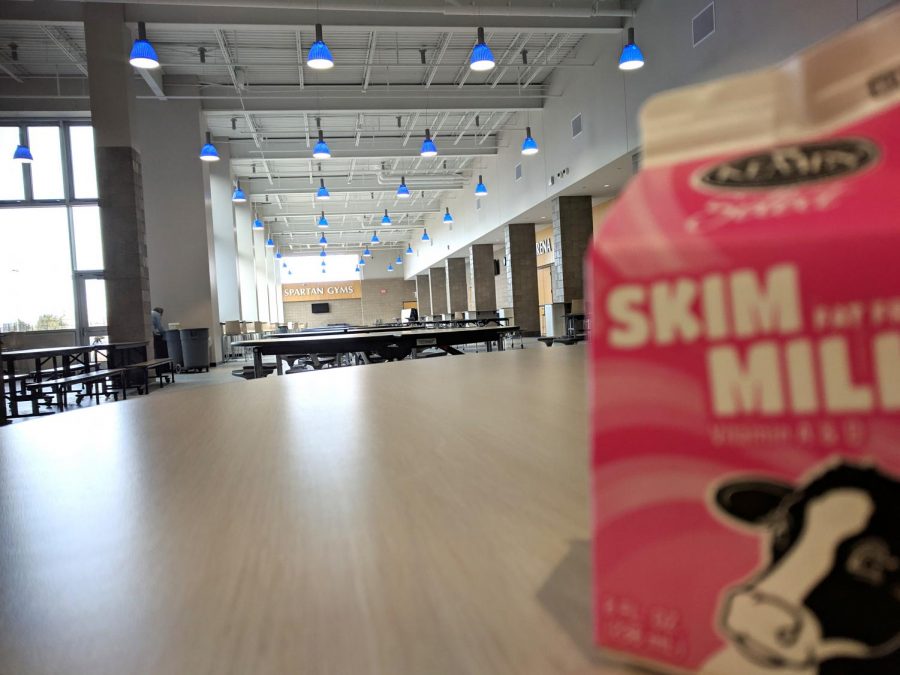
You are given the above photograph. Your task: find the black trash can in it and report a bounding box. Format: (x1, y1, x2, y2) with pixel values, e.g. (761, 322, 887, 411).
(165, 330, 184, 370)
(180, 328, 210, 373)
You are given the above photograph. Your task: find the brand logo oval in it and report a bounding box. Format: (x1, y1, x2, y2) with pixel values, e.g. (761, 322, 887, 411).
(699, 138, 878, 189)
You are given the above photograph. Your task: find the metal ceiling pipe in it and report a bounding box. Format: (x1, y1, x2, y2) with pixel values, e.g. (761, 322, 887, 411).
(72, 0, 632, 18)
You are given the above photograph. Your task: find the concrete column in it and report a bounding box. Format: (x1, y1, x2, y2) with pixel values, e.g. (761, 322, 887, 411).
(429, 266, 448, 316)
(551, 196, 594, 303)
(234, 203, 257, 321)
(84, 4, 152, 347)
(134, 94, 222, 362)
(209, 140, 241, 322)
(253, 229, 269, 322)
(416, 274, 432, 316)
(505, 223, 540, 335)
(445, 257, 467, 315)
(468, 244, 496, 312)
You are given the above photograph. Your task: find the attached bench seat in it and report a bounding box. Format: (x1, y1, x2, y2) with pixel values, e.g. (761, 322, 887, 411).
(29, 363, 92, 380)
(3, 372, 30, 398)
(26, 368, 128, 411)
(125, 358, 175, 393)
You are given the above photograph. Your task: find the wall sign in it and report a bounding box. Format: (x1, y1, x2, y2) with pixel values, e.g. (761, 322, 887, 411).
(536, 226, 554, 267)
(283, 280, 362, 302)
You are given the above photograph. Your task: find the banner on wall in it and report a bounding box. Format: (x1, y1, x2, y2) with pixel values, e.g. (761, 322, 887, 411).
(283, 280, 362, 302)
(535, 226, 554, 267)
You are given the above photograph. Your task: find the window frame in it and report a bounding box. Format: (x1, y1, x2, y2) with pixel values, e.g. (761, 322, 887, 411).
(0, 119, 104, 336)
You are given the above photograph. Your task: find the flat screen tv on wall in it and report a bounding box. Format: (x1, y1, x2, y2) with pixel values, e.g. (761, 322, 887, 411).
(311, 302, 330, 314)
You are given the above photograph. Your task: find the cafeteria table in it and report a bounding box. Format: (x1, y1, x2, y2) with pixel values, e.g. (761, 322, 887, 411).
(0, 345, 638, 675)
(238, 325, 518, 377)
(1, 345, 97, 417)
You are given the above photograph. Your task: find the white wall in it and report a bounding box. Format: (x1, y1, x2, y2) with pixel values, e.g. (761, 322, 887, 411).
(404, 0, 898, 277)
(208, 141, 241, 322)
(234, 202, 257, 321)
(134, 97, 222, 361)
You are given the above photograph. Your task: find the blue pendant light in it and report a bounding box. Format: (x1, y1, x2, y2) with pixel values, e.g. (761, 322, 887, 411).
(282, 262, 288, 269)
(307, 24, 335, 70)
(232, 182, 247, 202)
(387, 263, 394, 272)
(359, 255, 366, 266)
(406, 244, 413, 254)
(371, 230, 381, 244)
(443, 207, 454, 225)
(199, 132, 220, 162)
(317, 211, 329, 228)
(313, 118, 331, 159)
(321, 259, 326, 267)
(275, 251, 283, 260)
(381, 210, 391, 226)
(253, 218, 264, 230)
(469, 27, 495, 72)
(618, 28, 645, 71)
(129, 22, 160, 70)
(396, 176, 411, 199)
(420, 128, 438, 157)
(12, 144, 33, 163)
(288, 270, 293, 276)
(316, 178, 330, 200)
(475, 175, 488, 196)
(355, 265, 361, 273)
(319, 233, 328, 247)
(266, 238, 275, 248)
(396, 255, 403, 265)
(363, 246, 371, 257)
(521, 127, 539, 155)
(320, 248, 327, 258)
(422, 228, 430, 242)
(322, 267, 327, 273)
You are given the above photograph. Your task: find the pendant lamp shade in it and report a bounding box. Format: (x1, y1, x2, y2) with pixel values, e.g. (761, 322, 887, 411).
(469, 27, 495, 72)
(313, 128, 331, 159)
(381, 210, 391, 226)
(253, 218, 264, 230)
(12, 144, 32, 163)
(265, 238, 275, 248)
(475, 175, 488, 196)
(421, 228, 430, 242)
(199, 132, 220, 161)
(319, 233, 328, 246)
(396, 176, 410, 199)
(443, 208, 454, 224)
(618, 28, 645, 70)
(129, 23, 160, 70)
(420, 128, 438, 157)
(307, 24, 335, 70)
(232, 183, 247, 202)
(371, 230, 380, 244)
(521, 127, 539, 155)
(396, 255, 403, 265)
(363, 246, 372, 257)
(406, 244, 414, 254)
(316, 178, 330, 200)
(317, 212, 329, 228)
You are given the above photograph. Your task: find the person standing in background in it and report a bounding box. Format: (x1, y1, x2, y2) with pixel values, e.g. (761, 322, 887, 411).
(151, 306, 168, 358)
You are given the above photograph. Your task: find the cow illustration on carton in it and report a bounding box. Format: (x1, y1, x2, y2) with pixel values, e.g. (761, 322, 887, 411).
(702, 462, 900, 675)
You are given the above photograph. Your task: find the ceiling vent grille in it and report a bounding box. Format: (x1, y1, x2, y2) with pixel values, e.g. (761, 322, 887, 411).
(693, 3, 716, 46)
(571, 113, 583, 138)
(515, 163, 523, 181)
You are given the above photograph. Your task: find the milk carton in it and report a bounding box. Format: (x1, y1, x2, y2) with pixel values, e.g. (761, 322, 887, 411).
(590, 9, 900, 675)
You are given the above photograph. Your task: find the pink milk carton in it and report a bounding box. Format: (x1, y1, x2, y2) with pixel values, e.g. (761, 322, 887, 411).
(590, 8, 900, 675)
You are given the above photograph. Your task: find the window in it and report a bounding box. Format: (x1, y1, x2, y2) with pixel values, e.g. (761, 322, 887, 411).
(0, 207, 76, 331)
(0, 121, 102, 334)
(283, 254, 361, 282)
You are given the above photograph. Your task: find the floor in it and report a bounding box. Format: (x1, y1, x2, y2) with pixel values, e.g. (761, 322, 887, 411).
(3, 337, 565, 423)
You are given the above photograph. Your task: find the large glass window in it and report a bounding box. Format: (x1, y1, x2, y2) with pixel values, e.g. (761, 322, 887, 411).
(0, 122, 101, 334)
(0, 207, 76, 331)
(0, 127, 25, 201)
(28, 126, 65, 200)
(69, 125, 98, 199)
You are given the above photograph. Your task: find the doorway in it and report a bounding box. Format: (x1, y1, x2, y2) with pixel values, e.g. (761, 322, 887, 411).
(537, 265, 553, 336)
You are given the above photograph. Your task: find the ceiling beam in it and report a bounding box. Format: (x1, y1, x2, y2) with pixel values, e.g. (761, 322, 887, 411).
(228, 137, 498, 160)
(39, 25, 88, 77)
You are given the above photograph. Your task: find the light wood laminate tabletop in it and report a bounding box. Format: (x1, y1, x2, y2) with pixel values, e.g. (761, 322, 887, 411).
(0, 345, 639, 675)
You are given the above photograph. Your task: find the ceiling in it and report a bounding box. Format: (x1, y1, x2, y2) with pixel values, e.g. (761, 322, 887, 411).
(0, 0, 632, 253)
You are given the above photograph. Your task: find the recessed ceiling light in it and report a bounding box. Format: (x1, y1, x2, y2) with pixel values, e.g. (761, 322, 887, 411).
(604, 184, 610, 187)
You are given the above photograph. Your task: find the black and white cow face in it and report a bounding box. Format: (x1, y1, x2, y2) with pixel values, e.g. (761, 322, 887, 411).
(713, 463, 900, 672)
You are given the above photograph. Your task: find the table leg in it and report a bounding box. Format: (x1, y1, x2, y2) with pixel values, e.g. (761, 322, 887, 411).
(276, 355, 284, 376)
(253, 349, 264, 378)
(497, 336, 505, 351)
(4, 358, 18, 418)
(486, 340, 493, 352)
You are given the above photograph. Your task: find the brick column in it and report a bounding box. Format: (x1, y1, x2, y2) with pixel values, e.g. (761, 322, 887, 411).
(505, 223, 540, 335)
(429, 266, 448, 316)
(551, 196, 594, 303)
(445, 258, 467, 315)
(468, 244, 496, 312)
(416, 274, 432, 316)
(84, 4, 152, 346)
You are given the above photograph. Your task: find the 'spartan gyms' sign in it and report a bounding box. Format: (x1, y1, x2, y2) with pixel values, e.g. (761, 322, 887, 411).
(283, 280, 362, 302)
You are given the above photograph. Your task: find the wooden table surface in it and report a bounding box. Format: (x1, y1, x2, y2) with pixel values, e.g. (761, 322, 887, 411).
(0, 345, 639, 675)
